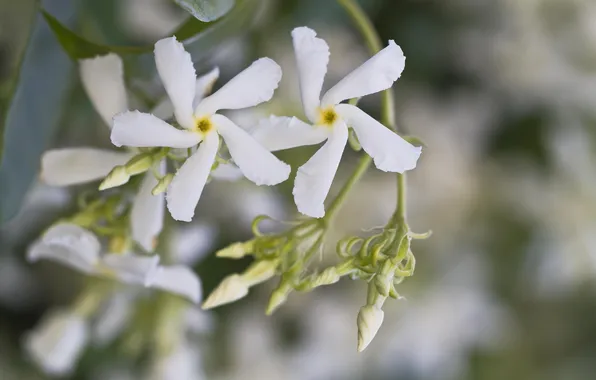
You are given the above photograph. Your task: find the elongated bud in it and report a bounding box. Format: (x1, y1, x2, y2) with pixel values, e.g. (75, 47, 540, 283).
(266, 281, 292, 315)
(124, 153, 153, 176)
(202, 274, 248, 310)
(99, 166, 130, 190)
(313, 267, 340, 287)
(216, 241, 254, 259)
(151, 174, 174, 195)
(357, 305, 384, 352)
(241, 260, 278, 287)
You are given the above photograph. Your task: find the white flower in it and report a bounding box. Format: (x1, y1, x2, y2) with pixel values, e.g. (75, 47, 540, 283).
(253, 27, 422, 217)
(148, 340, 205, 380)
(27, 223, 202, 303)
(24, 309, 88, 376)
(110, 36, 290, 222)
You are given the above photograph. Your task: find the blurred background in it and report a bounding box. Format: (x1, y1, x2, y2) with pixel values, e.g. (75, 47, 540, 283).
(2, 0, 596, 379)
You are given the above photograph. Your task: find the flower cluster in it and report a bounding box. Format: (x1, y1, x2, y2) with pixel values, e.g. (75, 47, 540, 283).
(27, 22, 425, 375)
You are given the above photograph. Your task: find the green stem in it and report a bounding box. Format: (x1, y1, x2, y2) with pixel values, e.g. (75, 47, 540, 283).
(396, 173, 406, 221)
(324, 155, 371, 224)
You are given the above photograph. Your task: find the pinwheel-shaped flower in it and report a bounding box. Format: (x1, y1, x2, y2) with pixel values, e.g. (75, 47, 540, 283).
(253, 27, 422, 217)
(110, 37, 291, 222)
(39, 53, 218, 250)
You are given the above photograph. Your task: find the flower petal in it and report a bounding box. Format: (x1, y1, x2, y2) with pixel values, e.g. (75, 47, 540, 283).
(27, 223, 101, 274)
(41, 148, 133, 186)
(79, 53, 128, 127)
(194, 58, 281, 116)
(92, 294, 133, 346)
(321, 41, 405, 106)
(291, 27, 330, 122)
(166, 132, 219, 222)
(111, 111, 201, 148)
(213, 114, 290, 186)
(131, 161, 165, 252)
(293, 122, 348, 218)
(24, 310, 88, 376)
(252, 115, 329, 152)
(152, 265, 202, 303)
(336, 104, 421, 172)
(99, 254, 160, 286)
(154, 37, 196, 129)
(151, 67, 220, 121)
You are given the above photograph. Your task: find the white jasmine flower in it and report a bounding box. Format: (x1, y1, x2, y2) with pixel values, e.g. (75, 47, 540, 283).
(27, 223, 201, 303)
(110, 36, 290, 222)
(24, 309, 89, 376)
(253, 27, 421, 217)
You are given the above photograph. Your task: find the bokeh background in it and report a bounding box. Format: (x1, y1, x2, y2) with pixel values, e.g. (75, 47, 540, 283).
(2, 0, 596, 379)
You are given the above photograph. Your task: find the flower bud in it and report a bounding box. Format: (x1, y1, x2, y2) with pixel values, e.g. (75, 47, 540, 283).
(125, 153, 153, 176)
(241, 260, 278, 287)
(151, 174, 174, 195)
(202, 274, 248, 310)
(99, 165, 130, 190)
(216, 241, 253, 259)
(266, 281, 292, 315)
(357, 305, 384, 352)
(313, 267, 340, 287)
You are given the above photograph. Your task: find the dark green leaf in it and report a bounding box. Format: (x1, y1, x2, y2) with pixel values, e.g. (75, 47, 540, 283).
(0, 0, 76, 223)
(173, 0, 235, 22)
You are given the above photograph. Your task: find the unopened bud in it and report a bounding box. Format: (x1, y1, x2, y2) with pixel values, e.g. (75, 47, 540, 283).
(313, 267, 340, 287)
(99, 166, 130, 190)
(266, 281, 292, 315)
(124, 153, 153, 176)
(151, 174, 174, 195)
(216, 241, 254, 259)
(202, 274, 248, 310)
(357, 305, 384, 352)
(241, 260, 277, 287)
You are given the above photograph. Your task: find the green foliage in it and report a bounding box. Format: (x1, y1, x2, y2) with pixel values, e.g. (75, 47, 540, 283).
(173, 0, 235, 22)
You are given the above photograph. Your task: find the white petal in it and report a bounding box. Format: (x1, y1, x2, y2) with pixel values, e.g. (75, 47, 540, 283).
(79, 53, 128, 127)
(193, 67, 220, 108)
(92, 294, 133, 346)
(111, 111, 200, 148)
(291, 27, 330, 122)
(213, 114, 290, 186)
(252, 115, 329, 152)
(166, 132, 219, 222)
(321, 41, 405, 106)
(151, 67, 220, 121)
(293, 122, 348, 218)
(41, 148, 133, 186)
(168, 222, 217, 266)
(131, 161, 165, 252)
(210, 162, 243, 181)
(149, 342, 203, 380)
(184, 307, 214, 334)
(336, 104, 421, 172)
(152, 265, 202, 303)
(194, 58, 281, 116)
(24, 310, 88, 376)
(28, 223, 101, 274)
(154, 37, 196, 129)
(99, 254, 160, 286)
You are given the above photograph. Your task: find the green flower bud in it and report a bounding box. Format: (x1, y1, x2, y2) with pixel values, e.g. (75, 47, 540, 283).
(216, 241, 254, 259)
(151, 174, 174, 196)
(202, 274, 248, 310)
(314, 267, 340, 287)
(124, 153, 154, 176)
(357, 305, 384, 352)
(266, 281, 292, 315)
(241, 259, 278, 287)
(99, 166, 130, 190)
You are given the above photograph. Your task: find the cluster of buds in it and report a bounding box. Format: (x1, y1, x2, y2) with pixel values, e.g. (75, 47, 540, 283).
(99, 148, 169, 193)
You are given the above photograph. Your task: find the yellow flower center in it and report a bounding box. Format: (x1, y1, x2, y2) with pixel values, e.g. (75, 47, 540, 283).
(194, 117, 213, 134)
(318, 107, 338, 127)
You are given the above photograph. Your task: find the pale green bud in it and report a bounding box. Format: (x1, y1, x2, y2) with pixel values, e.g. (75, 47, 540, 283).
(202, 274, 248, 310)
(99, 166, 130, 190)
(313, 267, 340, 287)
(215, 241, 254, 259)
(357, 305, 384, 352)
(124, 153, 153, 176)
(151, 174, 174, 195)
(241, 260, 278, 287)
(266, 281, 292, 315)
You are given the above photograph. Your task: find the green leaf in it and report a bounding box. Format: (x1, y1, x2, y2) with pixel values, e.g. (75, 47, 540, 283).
(41, 10, 147, 58)
(0, 1, 76, 223)
(173, 0, 235, 22)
